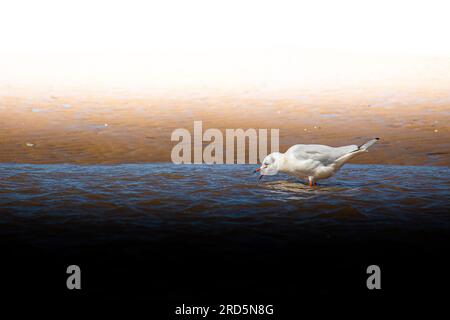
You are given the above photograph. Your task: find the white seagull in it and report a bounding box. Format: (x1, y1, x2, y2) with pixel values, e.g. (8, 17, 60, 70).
(255, 138, 379, 186)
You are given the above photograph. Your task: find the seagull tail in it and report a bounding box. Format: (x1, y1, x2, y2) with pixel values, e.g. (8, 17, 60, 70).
(359, 137, 380, 152)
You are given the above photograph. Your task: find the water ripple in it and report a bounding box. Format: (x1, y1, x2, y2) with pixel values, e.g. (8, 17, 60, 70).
(0, 163, 449, 240)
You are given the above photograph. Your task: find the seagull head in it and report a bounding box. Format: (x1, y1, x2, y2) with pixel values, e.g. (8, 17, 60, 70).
(254, 152, 283, 179)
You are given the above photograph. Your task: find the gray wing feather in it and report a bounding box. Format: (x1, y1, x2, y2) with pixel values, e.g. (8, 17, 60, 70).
(287, 144, 358, 165)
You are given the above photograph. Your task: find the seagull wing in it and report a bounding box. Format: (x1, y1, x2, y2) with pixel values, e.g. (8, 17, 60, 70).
(286, 144, 358, 166)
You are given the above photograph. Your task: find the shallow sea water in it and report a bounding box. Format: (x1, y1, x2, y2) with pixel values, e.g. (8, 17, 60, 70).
(0, 163, 449, 245)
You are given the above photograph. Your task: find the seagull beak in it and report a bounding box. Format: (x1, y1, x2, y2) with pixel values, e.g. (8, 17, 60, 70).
(253, 167, 261, 174)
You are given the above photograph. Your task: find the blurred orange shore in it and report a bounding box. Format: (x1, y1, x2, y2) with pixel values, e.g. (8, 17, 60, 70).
(0, 91, 449, 166)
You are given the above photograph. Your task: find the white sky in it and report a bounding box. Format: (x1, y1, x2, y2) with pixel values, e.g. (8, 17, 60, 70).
(1, 0, 449, 91)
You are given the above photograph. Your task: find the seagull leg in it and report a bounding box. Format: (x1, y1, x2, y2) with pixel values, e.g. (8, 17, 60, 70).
(308, 177, 314, 188)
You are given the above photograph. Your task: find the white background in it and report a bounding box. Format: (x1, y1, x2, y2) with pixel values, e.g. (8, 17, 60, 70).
(1, 0, 449, 91)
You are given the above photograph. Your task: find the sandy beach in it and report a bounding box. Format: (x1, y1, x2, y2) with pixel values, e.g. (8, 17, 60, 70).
(0, 87, 448, 166)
